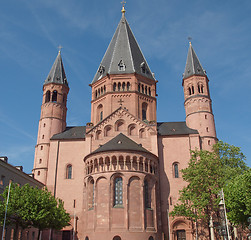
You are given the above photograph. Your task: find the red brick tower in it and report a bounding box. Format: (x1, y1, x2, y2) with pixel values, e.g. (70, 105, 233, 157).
(82, 6, 161, 240)
(90, 7, 157, 126)
(33, 51, 69, 184)
(183, 42, 217, 150)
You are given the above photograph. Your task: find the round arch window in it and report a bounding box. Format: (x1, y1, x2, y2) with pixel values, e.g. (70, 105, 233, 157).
(113, 236, 121, 240)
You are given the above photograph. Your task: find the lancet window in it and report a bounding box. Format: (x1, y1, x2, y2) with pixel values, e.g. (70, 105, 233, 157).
(66, 164, 72, 179)
(52, 90, 57, 102)
(144, 180, 151, 209)
(88, 178, 94, 209)
(45, 90, 50, 103)
(174, 163, 179, 178)
(114, 177, 123, 206)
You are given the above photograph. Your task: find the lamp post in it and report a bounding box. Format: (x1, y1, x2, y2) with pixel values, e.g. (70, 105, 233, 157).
(218, 189, 230, 240)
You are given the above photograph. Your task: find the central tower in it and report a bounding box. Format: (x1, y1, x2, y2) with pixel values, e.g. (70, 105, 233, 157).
(90, 8, 157, 126)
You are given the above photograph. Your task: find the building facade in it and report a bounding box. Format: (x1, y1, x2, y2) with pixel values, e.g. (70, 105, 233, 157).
(0, 157, 44, 240)
(32, 8, 217, 240)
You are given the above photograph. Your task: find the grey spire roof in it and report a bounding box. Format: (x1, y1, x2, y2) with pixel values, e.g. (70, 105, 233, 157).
(183, 43, 206, 79)
(44, 51, 68, 86)
(91, 13, 154, 84)
(92, 133, 151, 155)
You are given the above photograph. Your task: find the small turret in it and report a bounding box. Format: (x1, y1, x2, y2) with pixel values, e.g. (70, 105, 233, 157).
(33, 51, 69, 184)
(183, 42, 217, 150)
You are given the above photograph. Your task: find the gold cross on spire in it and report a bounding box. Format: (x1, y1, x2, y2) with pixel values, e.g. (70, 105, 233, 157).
(121, 1, 126, 14)
(58, 45, 63, 53)
(188, 37, 192, 45)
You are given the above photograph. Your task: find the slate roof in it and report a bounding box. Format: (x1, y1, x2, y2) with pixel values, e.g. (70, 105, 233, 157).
(183, 42, 206, 79)
(91, 13, 154, 84)
(44, 51, 68, 86)
(51, 126, 86, 140)
(92, 133, 151, 155)
(50, 122, 197, 140)
(157, 122, 198, 136)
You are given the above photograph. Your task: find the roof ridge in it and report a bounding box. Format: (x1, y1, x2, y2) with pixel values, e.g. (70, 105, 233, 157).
(125, 18, 135, 72)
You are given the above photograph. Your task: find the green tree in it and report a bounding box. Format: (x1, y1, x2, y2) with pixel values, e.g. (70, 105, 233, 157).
(170, 141, 249, 236)
(224, 169, 251, 227)
(0, 184, 70, 240)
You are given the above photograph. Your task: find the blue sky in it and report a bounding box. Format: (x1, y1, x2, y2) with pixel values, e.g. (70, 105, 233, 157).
(0, 0, 250, 173)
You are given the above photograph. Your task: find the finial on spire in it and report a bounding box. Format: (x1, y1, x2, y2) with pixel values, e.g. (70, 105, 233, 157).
(58, 45, 63, 53)
(188, 37, 192, 45)
(121, 1, 126, 14)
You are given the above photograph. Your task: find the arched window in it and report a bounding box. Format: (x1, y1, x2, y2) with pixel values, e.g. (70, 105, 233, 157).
(101, 87, 103, 95)
(144, 180, 151, 209)
(104, 85, 106, 93)
(97, 104, 103, 122)
(45, 91, 50, 103)
(52, 90, 57, 102)
(66, 165, 72, 179)
(174, 163, 179, 178)
(98, 89, 100, 96)
(145, 86, 147, 94)
(104, 125, 112, 137)
(198, 83, 204, 94)
(142, 102, 148, 120)
(192, 85, 194, 94)
(142, 85, 144, 94)
(138, 83, 140, 92)
(113, 236, 121, 240)
(127, 82, 130, 91)
(113, 83, 116, 91)
(148, 87, 151, 96)
(95, 90, 98, 98)
(139, 128, 146, 138)
(114, 177, 123, 206)
(188, 87, 192, 95)
(149, 237, 154, 240)
(88, 179, 94, 209)
(122, 82, 125, 91)
(116, 120, 124, 131)
(128, 124, 137, 136)
(85, 237, 89, 240)
(96, 130, 102, 140)
(118, 82, 121, 91)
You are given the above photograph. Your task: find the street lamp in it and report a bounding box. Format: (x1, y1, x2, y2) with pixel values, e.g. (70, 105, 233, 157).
(218, 189, 230, 240)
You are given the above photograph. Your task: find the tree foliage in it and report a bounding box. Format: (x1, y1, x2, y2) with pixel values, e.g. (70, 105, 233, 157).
(170, 141, 249, 227)
(0, 184, 70, 240)
(224, 169, 251, 226)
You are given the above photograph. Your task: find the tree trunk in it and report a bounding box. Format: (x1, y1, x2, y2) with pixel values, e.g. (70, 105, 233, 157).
(13, 222, 19, 240)
(37, 229, 41, 240)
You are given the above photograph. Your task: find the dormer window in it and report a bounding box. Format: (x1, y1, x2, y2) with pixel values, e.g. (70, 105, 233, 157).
(98, 65, 105, 75)
(140, 62, 146, 73)
(118, 60, 126, 71)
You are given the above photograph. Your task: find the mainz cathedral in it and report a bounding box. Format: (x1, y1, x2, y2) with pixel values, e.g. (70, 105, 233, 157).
(33, 5, 217, 240)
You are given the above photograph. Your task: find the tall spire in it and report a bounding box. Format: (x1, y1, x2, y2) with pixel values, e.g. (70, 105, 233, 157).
(183, 42, 206, 79)
(44, 51, 68, 86)
(91, 10, 154, 84)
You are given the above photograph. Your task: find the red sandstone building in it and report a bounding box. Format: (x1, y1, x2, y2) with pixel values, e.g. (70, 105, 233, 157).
(33, 7, 217, 240)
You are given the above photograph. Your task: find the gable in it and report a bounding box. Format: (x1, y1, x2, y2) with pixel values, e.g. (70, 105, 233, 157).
(86, 107, 157, 154)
